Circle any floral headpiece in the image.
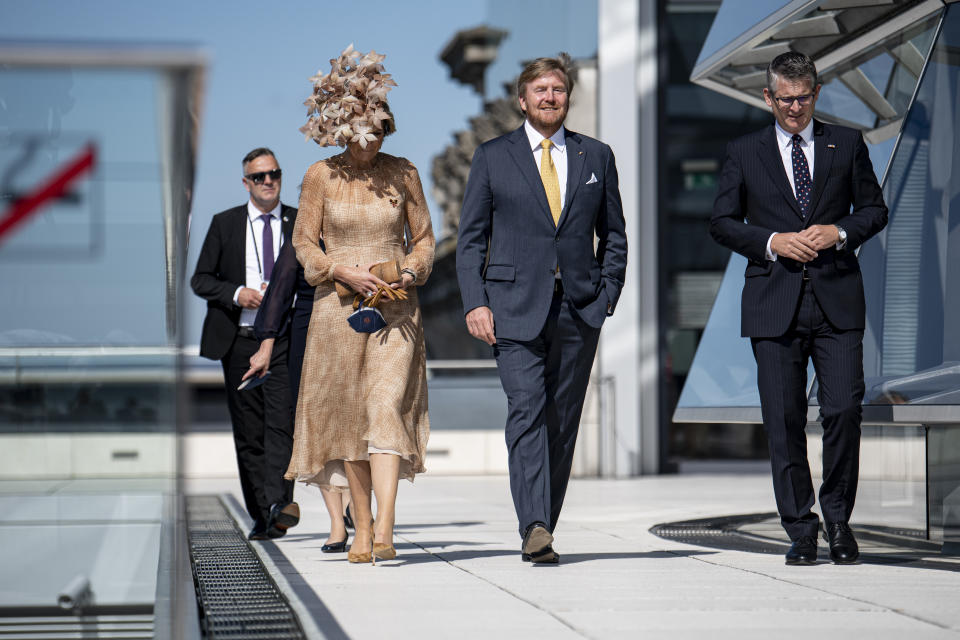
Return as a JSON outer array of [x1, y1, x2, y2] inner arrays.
[[300, 44, 397, 148]]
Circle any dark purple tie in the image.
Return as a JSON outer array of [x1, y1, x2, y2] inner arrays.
[[792, 133, 812, 216], [260, 214, 274, 281]]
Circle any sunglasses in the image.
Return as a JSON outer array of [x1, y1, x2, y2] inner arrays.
[[244, 168, 282, 184]]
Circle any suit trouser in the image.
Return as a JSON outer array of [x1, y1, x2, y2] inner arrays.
[[494, 288, 601, 537], [751, 280, 864, 541], [221, 333, 295, 524]]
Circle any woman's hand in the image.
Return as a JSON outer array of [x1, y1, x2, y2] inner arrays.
[[390, 272, 415, 291], [333, 263, 389, 297], [242, 338, 275, 381]]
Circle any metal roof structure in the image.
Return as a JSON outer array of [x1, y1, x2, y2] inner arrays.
[[690, 0, 956, 143]]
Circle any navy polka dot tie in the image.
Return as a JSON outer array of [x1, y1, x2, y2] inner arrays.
[[792, 133, 812, 217]]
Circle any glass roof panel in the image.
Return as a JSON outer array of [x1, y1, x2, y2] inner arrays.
[[695, 0, 798, 69]]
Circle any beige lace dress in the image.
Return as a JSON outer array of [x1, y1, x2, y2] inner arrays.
[[286, 152, 435, 489]]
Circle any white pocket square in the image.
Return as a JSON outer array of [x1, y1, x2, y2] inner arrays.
[[585, 173, 598, 185]]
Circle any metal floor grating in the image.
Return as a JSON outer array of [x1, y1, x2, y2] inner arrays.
[[650, 512, 960, 569], [650, 512, 789, 554], [186, 496, 305, 639]]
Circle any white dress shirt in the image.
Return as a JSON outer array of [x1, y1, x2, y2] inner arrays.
[[766, 120, 818, 261], [524, 119, 568, 209], [235, 200, 283, 327]]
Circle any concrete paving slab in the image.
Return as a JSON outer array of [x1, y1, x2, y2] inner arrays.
[[187, 469, 960, 639]]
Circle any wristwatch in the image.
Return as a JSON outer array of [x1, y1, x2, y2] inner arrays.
[[835, 225, 848, 249]]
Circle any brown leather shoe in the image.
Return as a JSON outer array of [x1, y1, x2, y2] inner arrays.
[[521, 523, 558, 564]]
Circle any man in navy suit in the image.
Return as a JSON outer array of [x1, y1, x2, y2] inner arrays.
[[711, 53, 888, 565], [457, 54, 628, 563], [191, 148, 300, 540]]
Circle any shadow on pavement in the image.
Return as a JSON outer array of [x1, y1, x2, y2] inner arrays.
[[257, 539, 352, 640], [383, 547, 718, 566]]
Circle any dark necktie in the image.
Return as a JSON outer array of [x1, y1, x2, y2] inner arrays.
[[791, 133, 812, 216], [259, 214, 274, 281]]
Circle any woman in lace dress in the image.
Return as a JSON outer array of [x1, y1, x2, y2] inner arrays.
[[286, 46, 434, 563]]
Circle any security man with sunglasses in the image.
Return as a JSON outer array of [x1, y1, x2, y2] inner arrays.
[[191, 147, 300, 540]]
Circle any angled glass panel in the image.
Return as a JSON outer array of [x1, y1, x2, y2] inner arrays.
[[815, 14, 941, 138], [695, 0, 797, 69], [676, 253, 763, 409], [856, 6, 960, 406]]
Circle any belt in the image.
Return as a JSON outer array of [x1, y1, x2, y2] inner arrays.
[[237, 326, 257, 339], [801, 265, 811, 281], [554, 279, 564, 294]]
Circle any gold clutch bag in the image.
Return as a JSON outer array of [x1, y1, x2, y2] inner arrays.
[[334, 260, 401, 298]]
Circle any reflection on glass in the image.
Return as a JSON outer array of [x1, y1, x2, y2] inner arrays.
[[679, 9, 942, 414], [0, 56, 196, 629], [815, 14, 941, 136], [0, 69, 166, 346], [860, 6, 960, 405], [817, 76, 876, 129], [677, 254, 763, 408], [928, 425, 960, 547]]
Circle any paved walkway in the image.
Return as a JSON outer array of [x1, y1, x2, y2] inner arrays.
[[186, 466, 960, 640]]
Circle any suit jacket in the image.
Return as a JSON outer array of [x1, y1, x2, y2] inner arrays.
[[191, 203, 298, 360], [457, 126, 628, 341], [710, 120, 887, 338]]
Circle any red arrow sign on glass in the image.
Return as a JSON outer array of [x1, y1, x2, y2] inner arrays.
[[0, 144, 97, 243]]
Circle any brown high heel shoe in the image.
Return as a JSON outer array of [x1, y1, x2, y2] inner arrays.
[[348, 537, 372, 563], [372, 542, 396, 565]]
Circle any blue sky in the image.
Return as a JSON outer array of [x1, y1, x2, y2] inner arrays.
[[0, 0, 597, 346]]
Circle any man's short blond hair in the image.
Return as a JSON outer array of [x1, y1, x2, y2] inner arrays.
[[516, 53, 575, 99]]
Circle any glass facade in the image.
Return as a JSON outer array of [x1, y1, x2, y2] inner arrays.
[[676, 3, 943, 421], [680, 0, 960, 546], [662, 2, 772, 453], [0, 49, 201, 632], [859, 6, 960, 406]]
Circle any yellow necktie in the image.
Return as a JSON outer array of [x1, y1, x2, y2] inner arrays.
[[540, 139, 562, 226]]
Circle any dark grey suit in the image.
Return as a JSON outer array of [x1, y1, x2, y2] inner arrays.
[[710, 120, 887, 539], [457, 126, 627, 535]]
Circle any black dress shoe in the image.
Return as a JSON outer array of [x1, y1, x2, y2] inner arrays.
[[785, 535, 818, 565], [343, 505, 355, 530], [248, 518, 269, 541], [321, 538, 348, 553], [267, 502, 300, 538], [521, 523, 558, 564], [825, 522, 859, 564]]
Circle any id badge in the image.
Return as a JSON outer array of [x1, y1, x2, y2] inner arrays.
[[260, 280, 269, 292]]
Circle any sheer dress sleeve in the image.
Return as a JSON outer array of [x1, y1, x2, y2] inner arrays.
[[400, 161, 435, 285], [293, 162, 337, 286]]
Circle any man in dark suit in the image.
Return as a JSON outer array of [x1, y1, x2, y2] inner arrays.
[[457, 54, 628, 564], [191, 147, 300, 540], [710, 52, 888, 565]]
